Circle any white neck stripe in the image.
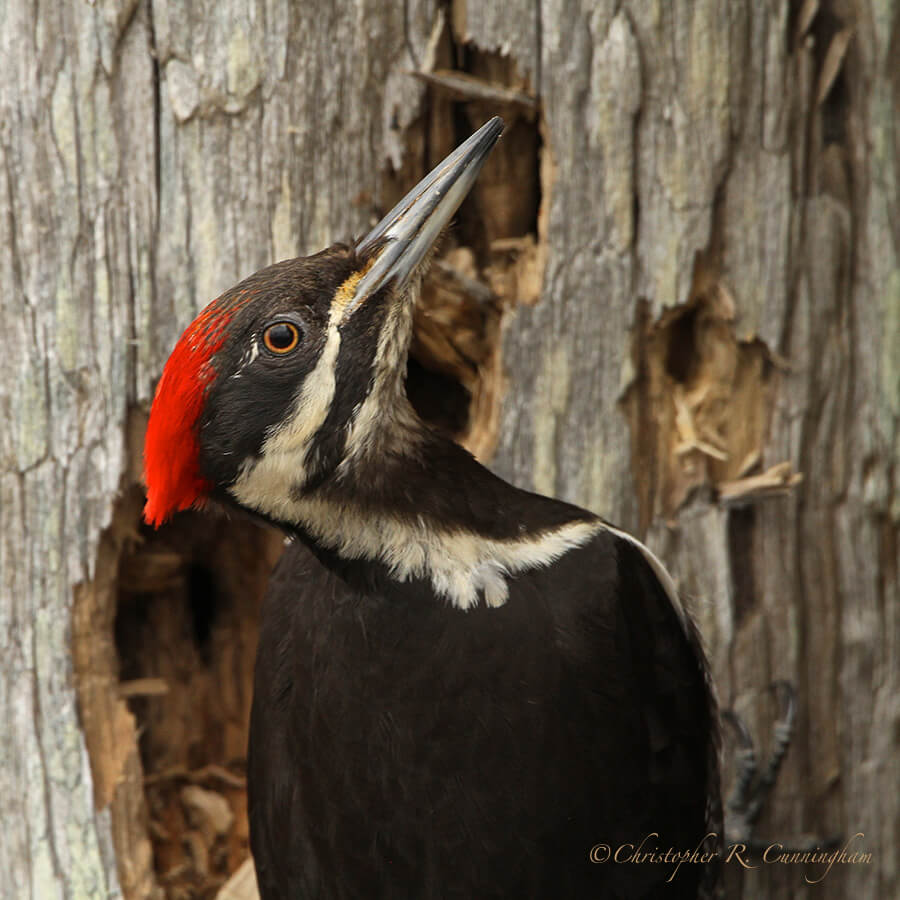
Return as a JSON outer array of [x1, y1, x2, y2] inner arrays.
[[231, 477, 686, 620], [280, 494, 602, 609]]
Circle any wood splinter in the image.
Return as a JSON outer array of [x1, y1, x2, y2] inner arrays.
[[117, 677, 170, 698], [717, 462, 804, 505], [143, 763, 247, 789], [408, 69, 537, 112]]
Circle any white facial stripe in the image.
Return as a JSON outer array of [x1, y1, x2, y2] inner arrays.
[[233, 269, 421, 509], [231, 324, 341, 506], [227, 288, 685, 622], [340, 297, 422, 467]]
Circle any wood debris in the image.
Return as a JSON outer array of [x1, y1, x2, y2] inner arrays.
[[816, 27, 854, 105], [147, 774, 247, 899], [409, 69, 537, 112], [117, 546, 185, 592], [485, 235, 544, 308], [144, 763, 247, 789], [621, 260, 787, 526], [673, 388, 729, 461], [410, 246, 508, 459], [181, 785, 235, 844], [119, 677, 170, 698], [216, 858, 260, 900], [796, 0, 819, 39], [717, 462, 804, 505], [113, 509, 280, 898]]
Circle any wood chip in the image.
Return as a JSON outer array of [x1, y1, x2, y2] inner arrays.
[[117, 547, 184, 591], [673, 390, 729, 461], [180, 785, 235, 842], [118, 677, 170, 698], [433, 259, 493, 305], [183, 828, 210, 878], [736, 449, 761, 479], [216, 858, 260, 900], [160, 862, 190, 884], [408, 69, 537, 110], [486, 235, 544, 307], [199, 763, 248, 789], [717, 462, 804, 505], [144, 763, 247, 788], [816, 28, 854, 105], [490, 236, 534, 254], [147, 818, 172, 842], [796, 0, 819, 39]]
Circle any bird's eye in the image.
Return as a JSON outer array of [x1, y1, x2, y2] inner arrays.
[[262, 322, 301, 355]]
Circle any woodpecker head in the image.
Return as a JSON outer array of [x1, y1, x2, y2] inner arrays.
[[144, 118, 504, 528]]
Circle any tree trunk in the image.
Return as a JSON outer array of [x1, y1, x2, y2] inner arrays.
[[1, 2, 896, 899]]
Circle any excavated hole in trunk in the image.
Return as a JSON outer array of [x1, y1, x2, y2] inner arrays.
[[113, 502, 282, 899], [386, 41, 545, 459], [75, 425, 284, 899], [620, 257, 783, 530], [77, 47, 545, 900]]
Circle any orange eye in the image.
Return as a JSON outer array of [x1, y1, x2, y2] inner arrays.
[[262, 322, 301, 355]]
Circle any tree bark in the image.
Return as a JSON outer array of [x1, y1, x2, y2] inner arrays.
[[1, 1, 896, 899]]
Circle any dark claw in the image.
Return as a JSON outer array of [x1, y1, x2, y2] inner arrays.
[[744, 681, 795, 825], [722, 710, 757, 823], [723, 682, 839, 859]]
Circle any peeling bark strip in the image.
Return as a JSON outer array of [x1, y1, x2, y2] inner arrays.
[[2, 3, 897, 900]]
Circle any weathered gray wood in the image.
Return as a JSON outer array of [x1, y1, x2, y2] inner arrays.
[[1, 1, 156, 895], [484, 2, 899, 898], [1, 1, 436, 897], [2, 0, 896, 898]]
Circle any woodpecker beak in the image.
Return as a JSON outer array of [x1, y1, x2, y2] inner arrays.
[[341, 116, 504, 322]]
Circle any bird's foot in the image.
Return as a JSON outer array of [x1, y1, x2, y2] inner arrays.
[[722, 681, 840, 855]]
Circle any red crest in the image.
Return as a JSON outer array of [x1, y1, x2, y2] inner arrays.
[[143, 301, 235, 526]]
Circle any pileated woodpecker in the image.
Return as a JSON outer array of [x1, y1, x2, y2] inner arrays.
[[144, 119, 720, 899]]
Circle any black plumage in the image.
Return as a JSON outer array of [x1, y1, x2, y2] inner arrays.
[[143, 118, 720, 899], [248, 457, 717, 899]]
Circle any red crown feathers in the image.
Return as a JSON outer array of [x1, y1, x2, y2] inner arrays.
[[143, 299, 239, 527]]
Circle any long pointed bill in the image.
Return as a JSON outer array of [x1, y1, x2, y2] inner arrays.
[[341, 117, 504, 323]]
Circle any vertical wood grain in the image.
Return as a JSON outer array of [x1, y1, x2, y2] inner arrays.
[[1, 1, 896, 898]]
